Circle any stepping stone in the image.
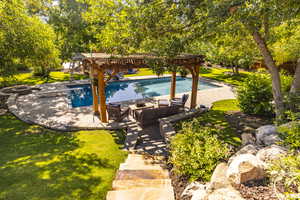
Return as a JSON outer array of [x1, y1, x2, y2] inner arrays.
[[112, 179, 172, 190], [115, 169, 170, 180], [106, 187, 175, 200], [119, 162, 164, 170]]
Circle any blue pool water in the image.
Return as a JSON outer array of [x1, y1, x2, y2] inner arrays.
[[68, 77, 220, 108]]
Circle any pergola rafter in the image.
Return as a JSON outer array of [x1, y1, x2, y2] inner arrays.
[[73, 53, 205, 123]]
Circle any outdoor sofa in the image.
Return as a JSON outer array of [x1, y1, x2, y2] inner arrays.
[[134, 105, 181, 127]]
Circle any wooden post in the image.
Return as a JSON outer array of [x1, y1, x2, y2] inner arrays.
[[97, 68, 108, 123], [170, 71, 176, 99], [91, 64, 99, 115], [190, 65, 200, 109]]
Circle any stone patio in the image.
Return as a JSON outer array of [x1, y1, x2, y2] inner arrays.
[[7, 76, 235, 131]]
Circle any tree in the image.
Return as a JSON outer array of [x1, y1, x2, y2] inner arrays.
[[47, 0, 94, 62], [0, 0, 60, 80], [188, 28, 259, 73]]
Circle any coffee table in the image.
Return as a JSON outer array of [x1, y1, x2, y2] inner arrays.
[[129, 102, 155, 118]]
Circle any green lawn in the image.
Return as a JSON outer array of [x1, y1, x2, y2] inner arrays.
[[211, 99, 240, 111], [0, 72, 87, 87], [0, 114, 127, 200], [125, 67, 250, 86], [199, 67, 250, 86]]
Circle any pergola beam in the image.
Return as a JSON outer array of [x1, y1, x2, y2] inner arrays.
[[97, 68, 108, 123], [170, 71, 176, 99], [91, 63, 99, 115], [190, 65, 200, 109]]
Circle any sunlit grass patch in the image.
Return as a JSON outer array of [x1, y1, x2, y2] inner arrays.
[[211, 99, 240, 112]]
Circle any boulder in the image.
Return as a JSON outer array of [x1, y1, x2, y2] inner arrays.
[[241, 133, 256, 145], [208, 163, 231, 192], [191, 187, 208, 200], [181, 182, 208, 200], [226, 154, 265, 186], [256, 125, 281, 146], [228, 144, 259, 164], [256, 145, 287, 164], [207, 187, 245, 200]]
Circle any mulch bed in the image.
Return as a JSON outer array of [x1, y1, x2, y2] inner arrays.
[[237, 179, 279, 200], [169, 111, 275, 200]]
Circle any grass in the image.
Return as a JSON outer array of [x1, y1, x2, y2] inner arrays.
[[211, 99, 240, 112], [0, 72, 87, 87], [175, 99, 242, 147], [0, 114, 127, 200], [199, 67, 250, 86], [125, 67, 250, 86]]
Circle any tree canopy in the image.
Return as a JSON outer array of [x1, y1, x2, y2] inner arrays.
[[0, 0, 60, 79]]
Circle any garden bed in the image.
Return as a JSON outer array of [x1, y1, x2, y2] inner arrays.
[[169, 99, 273, 200]]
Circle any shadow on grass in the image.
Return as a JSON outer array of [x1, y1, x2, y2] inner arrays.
[[0, 115, 125, 200], [112, 129, 127, 146]]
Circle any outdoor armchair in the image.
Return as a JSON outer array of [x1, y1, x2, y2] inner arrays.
[[170, 94, 189, 107], [107, 103, 129, 122]]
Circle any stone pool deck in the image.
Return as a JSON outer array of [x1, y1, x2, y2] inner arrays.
[[7, 76, 235, 131]]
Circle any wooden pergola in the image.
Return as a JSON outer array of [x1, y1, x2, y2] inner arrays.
[[73, 53, 205, 123]]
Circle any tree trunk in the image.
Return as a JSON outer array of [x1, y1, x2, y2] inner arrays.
[[290, 58, 300, 93], [252, 30, 285, 120]]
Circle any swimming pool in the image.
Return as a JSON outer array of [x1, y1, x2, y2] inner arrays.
[[67, 77, 220, 107]]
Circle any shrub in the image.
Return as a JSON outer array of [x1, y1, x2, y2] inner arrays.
[[169, 126, 229, 182], [267, 154, 300, 196], [237, 73, 274, 116], [281, 73, 293, 93], [278, 121, 300, 151]]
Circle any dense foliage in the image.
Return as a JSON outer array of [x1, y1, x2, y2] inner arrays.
[[237, 73, 274, 116], [278, 121, 300, 151], [0, 0, 60, 80], [169, 126, 229, 182], [237, 72, 293, 116], [47, 0, 95, 62]]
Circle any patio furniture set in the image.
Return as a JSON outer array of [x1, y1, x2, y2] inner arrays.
[[106, 94, 189, 127]]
